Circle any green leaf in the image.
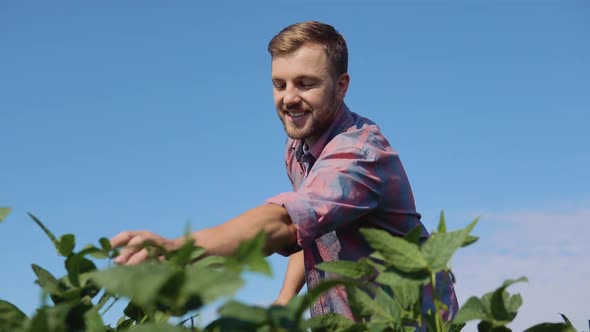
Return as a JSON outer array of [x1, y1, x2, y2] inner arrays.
[[374, 268, 426, 310], [403, 226, 424, 245], [167, 238, 199, 267], [462, 235, 479, 247], [83, 308, 104, 332], [316, 259, 375, 280], [57, 288, 82, 303], [560, 313, 573, 327], [155, 309, 171, 324], [75, 244, 111, 259], [369, 251, 385, 262], [65, 254, 98, 287], [421, 219, 478, 272], [206, 317, 260, 332], [266, 305, 299, 330], [504, 293, 523, 318], [87, 248, 109, 259], [28, 307, 50, 332], [218, 300, 266, 325], [498, 276, 528, 290], [181, 264, 244, 308], [373, 287, 402, 323], [28, 213, 60, 251], [157, 269, 189, 316], [523, 323, 576, 332], [0, 207, 11, 223], [31, 264, 65, 297], [226, 232, 272, 276], [346, 286, 397, 322], [76, 244, 111, 260], [128, 323, 188, 332], [123, 301, 145, 322], [191, 255, 225, 269], [99, 237, 111, 251], [393, 283, 421, 311], [375, 268, 430, 287], [360, 228, 428, 273], [0, 300, 28, 330], [58, 234, 76, 257], [438, 210, 447, 233], [116, 318, 134, 329], [490, 277, 527, 322], [477, 320, 511, 332], [29, 303, 73, 332], [90, 263, 180, 308], [453, 297, 490, 324], [342, 324, 370, 332], [367, 321, 394, 332], [305, 313, 357, 331], [449, 322, 466, 332]]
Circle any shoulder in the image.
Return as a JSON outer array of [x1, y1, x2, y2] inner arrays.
[[321, 112, 395, 161]]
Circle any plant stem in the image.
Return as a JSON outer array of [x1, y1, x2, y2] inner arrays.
[[95, 293, 112, 312], [99, 296, 119, 316], [430, 272, 443, 332]]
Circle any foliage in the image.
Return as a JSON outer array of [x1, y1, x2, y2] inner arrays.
[[0, 208, 578, 331]]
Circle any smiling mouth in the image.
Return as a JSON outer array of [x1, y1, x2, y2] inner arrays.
[[287, 111, 306, 117]]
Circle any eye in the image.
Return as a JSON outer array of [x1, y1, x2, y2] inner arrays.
[[297, 77, 318, 90], [272, 80, 285, 90], [299, 80, 315, 89]]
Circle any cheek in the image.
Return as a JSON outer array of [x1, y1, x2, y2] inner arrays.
[[306, 92, 328, 107], [273, 93, 282, 107]]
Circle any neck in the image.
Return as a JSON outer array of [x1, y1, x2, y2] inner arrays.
[[304, 101, 344, 147]]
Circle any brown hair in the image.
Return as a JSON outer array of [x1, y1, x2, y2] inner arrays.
[[268, 21, 348, 77]]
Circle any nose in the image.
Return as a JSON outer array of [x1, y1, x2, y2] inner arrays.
[[282, 84, 301, 106]]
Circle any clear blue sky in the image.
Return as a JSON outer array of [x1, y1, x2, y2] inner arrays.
[[1, 1, 588, 330]]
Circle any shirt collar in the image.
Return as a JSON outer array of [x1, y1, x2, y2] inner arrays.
[[293, 103, 354, 162]]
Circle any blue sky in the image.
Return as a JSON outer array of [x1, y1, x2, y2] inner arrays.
[[1, 1, 588, 330]]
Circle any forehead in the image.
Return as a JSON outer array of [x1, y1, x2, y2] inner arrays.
[[271, 44, 331, 79]]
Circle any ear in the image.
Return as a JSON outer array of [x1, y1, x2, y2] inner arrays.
[[335, 73, 350, 100]]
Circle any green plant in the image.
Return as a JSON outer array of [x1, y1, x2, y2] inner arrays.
[[0, 207, 578, 331]]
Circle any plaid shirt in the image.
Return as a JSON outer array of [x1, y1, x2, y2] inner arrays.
[[267, 104, 457, 320]]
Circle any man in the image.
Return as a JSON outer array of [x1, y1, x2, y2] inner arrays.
[[111, 21, 457, 321]]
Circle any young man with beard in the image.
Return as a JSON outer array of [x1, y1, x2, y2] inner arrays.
[[110, 21, 458, 322]]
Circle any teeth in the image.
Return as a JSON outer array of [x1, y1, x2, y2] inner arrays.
[[288, 112, 305, 117]]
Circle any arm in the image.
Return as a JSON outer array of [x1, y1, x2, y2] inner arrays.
[[111, 204, 297, 265], [274, 251, 305, 305]]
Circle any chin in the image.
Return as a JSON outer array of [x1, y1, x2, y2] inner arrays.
[[285, 129, 312, 140], [283, 123, 311, 140], [286, 132, 308, 140]]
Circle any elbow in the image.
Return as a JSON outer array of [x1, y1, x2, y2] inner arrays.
[[261, 205, 298, 254]]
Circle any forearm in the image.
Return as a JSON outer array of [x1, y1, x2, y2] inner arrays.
[[182, 204, 297, 257], [276, 250, 306, 304]]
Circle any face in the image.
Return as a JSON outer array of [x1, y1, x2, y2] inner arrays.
[[271, 43, 349, 145]]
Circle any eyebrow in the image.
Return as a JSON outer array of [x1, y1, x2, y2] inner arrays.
[[272, 74, 322, 81]]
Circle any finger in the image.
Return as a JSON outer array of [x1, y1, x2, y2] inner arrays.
[[126, 248, 150, 265], [114, 234, 146, 264], [110, 231, 136, 249]]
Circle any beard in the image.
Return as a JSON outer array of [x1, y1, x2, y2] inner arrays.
[[278, 93, 341, 143]]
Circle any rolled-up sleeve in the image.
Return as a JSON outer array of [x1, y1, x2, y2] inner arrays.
[[266, 145, 385, 256]]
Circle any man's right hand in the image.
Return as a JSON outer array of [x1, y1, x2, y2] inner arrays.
[[110, 230, 183, 265]]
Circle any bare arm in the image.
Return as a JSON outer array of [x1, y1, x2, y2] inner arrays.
[[274, 250, 306, 305], [111, 204, 297, 265]]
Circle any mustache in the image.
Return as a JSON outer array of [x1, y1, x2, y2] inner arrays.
[[281, 101, 313, 112]]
